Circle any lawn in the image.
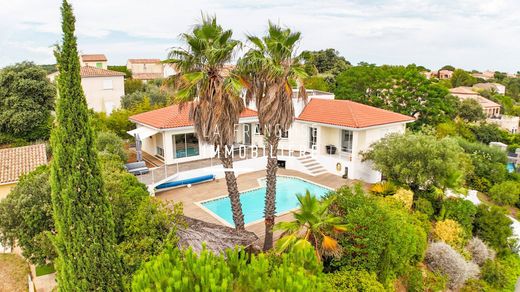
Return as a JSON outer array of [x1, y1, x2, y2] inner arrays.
[[35, 263, 55, 277], [0, 253, 30, 292]]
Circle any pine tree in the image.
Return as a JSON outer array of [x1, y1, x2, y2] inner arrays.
[[50, 1, 123, 290]]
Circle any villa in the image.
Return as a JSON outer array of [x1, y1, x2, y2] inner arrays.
[[128, 90, 414, 184]]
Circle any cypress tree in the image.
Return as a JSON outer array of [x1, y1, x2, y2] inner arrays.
[[50, 1, 123, 290]]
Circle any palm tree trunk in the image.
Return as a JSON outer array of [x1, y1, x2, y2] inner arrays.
[[220, 152, 245, 230], [263, 135, 280, 250]]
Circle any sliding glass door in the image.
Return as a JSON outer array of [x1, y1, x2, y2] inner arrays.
[[173, 133, 199, 158]]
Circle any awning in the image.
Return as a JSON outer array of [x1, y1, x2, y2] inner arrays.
[[127, 127, 159, 140]]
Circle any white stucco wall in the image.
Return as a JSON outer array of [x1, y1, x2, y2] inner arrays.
[[127, 62, 164, 74], [81, 75, 124, 114]]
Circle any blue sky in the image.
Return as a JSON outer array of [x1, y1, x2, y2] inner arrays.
[[1, 0, 519, 72]]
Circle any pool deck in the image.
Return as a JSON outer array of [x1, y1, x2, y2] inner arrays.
[[155, 169, 355, 245]]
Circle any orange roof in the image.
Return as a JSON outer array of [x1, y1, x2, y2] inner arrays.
[[0, 144, 47, 184], [81, 54, 107, 62], [80, 66, 125, 77], [297, 98, 414, 128], [128, 59, 161, 64], [130, 103, 258, 129], [133, 73, 164, 80]]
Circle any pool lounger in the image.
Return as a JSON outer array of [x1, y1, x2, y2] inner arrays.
[[155, 174, 215, 191]]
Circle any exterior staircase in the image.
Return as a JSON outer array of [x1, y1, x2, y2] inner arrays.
[[297, 155, 328, 176]]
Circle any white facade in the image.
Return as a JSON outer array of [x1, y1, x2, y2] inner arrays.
[[81, 75, 124, 114], [488, 115, 520, 134]]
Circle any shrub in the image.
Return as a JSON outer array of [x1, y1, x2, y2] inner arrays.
[[124, 78, 144, 94], [369, 181, 396, 196], [414, 197, 435, 218], [391, 188, 413, 210], [460, 279, 493, 292], [439, 197, 477, 234], [330, 187, 427, 282], [402, 265, 447, 292], [121, 84, 168, 109], [488, 181, 520, 206], [0, 166, 55, 265], [466, 237, 495, 266], [325, 269, 386, 292], [96, 130, 128, 161], [433, 219, 465, 248], [481, 254, 520, 291], [473, 205, 513, 251], [425, 242, 480, 289], [132, 246, 326, 291]]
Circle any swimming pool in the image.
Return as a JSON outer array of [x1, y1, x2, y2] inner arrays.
[[200, 176, 331, 226]]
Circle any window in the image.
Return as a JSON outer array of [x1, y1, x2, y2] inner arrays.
[[156, 147, 164, 157], [103, 79, 113, 90], [254, 124, 260, 135], [280, 129, 289, 139], [309, 127, 317, 149], [341, 130, 353, 153], [96, 62, 103, 68], [173, 133, 199, 158]]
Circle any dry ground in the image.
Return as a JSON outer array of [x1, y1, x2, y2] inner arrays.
[[0, 253, 29, 292]]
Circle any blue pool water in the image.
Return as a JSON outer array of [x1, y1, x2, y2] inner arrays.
[[201, 176, 331, 226], [507, 162, 516, 173]]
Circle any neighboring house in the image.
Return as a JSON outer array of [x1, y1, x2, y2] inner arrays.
[[488, 115, 519, 134], [0, 144, 47, 200], [449, 86, 501, 117], [473, 83, 506, 95], [128, 91, 414, 183], [80, 67, 125, 114], [47, 54, 126, 114], [127, 59, 164, 81], [438, 69, 453, 79], [80, 54, 108, 69], [472, 70, 496, 80]]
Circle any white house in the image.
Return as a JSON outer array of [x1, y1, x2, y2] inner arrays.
[[473, 83, 506, 95], [128, 91, 414, 183], [79, 67, 125, 114], [47, 54, 125, 114]]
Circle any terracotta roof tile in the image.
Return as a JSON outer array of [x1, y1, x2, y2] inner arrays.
[[0, 144, 47, 184], [80, 66, 125, 77], [128, 59, 161, 64], [129, 103, 258, 129], [81, 54, 107, 62], [297, 98, 414, 128]]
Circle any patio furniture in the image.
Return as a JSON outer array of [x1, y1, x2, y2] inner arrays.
[[326, 144, 337, 154], [124, 161, 149, 175]]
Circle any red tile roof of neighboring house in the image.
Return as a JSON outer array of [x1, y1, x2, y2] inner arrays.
[[128, 59, 161, 64], [129, 103, 258, 129], [0, 144, 47, 184], [297, 98, 414, 128], [132, 73, 164, 80], [81, 54, 107, 62], [80, 66, 125, 78]]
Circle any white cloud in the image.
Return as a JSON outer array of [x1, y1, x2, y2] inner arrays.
[[0, 0, 519, 72]]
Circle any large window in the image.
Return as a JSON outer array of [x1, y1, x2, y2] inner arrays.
[[341, 130, 353, 153], [173, 133, 199, 158]]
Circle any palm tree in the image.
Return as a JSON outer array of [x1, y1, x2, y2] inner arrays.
[[238, 22, 308, 249], [168, 16, 246, 230], [275, 191, 346, 260]]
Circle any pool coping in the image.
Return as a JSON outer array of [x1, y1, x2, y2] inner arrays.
[[194, 175, 334, 228]]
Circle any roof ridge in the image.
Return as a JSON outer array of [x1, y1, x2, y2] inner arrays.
[[343, 100, 360, 128]]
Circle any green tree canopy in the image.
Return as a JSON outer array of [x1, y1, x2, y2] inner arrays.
[[301, 48, 350, 76], [450, 69, 477, 87], [0, 62, 55, 141], [457, 98, 486, 122], [0, 166, 55, 265], [334, 64, 458, 128], [363, 132, 469, 192]]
